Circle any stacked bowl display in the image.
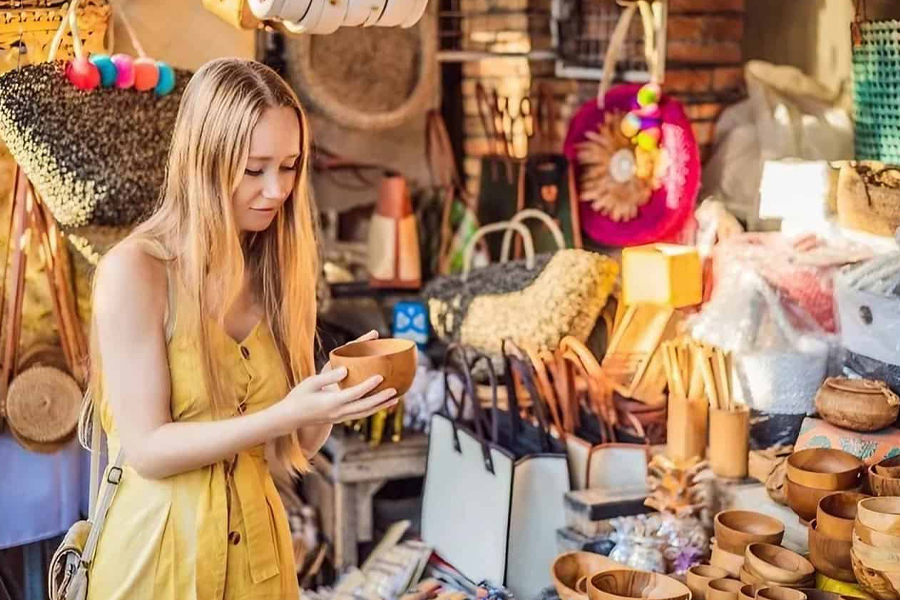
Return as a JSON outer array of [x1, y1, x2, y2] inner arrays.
[[809, 491, 869, 583], [712, 511, 785, 578], [852, 497, 900, 600], [786, 449, 865, 523], [868, 457, 900, 497]]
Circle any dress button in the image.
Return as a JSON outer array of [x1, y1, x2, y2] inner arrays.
[[240, 346, 250, 359], [228, 531, 241, 545]]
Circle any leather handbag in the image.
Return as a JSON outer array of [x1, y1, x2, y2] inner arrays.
[[420, 344, 569, 600]]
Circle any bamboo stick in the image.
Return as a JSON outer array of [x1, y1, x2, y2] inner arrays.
[[699, 347, 719, 410]]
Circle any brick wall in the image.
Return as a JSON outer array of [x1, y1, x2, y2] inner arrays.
[[456, 0, 747, 195]]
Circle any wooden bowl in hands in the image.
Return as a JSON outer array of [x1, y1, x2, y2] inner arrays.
[[868, 465, 900, 497], [589, 569, 691, 600], [857, 497, 900, 535], [817, 492, 870, 541], [708, 578, 746, 600], [714, 510, 786, 555], [329, 338, 417, 396], [553, 552, 623, 600], [808, 519, 855, 583], [687, 565, 730, 600], [787, 449, 864, 491], [744, 543, 815, 586]]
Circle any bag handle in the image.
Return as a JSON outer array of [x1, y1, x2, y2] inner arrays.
[[525, 345, 565, 439], [461, 220, 534, 279], [442, 344, 499, 473], [559, 336, 618, 429], [499, 208, 566, 261], [502, 339, 554, 453], [597, 0, 661, 108], [48, 0, 82, 62]]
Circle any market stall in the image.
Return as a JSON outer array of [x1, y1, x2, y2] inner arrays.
[[0, 1, 899, 600]]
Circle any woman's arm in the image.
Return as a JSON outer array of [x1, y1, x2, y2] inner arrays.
[[94, 243, 397, 480]]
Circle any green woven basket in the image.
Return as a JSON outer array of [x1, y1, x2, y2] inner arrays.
[[853, 19, 900, 163]]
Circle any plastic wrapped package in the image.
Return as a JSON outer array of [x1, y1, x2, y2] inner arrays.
[[834, 252, 900, 395], [688, 234, 861, 446], [606, 513, 707, 575]]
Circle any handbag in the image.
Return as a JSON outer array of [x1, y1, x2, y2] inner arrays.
[[422, 209, 618, 371], [420, 344, 569, 600], [0, 0, 190, 229]]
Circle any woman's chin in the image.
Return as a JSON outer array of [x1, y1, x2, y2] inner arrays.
[[238, 211, 278, 232]]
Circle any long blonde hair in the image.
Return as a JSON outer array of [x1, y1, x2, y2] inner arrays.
[[93, 58, 318, 474]]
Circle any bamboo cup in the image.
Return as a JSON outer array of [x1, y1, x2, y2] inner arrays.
[[667, 393, 709, 461], [710, 405, 750, 478]]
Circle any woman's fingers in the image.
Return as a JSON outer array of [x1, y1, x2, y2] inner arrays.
[[306, 366, 350, 390], [352, 329, 379, 343], [338, 394, 399, 422], [333, 374, 385, 402]]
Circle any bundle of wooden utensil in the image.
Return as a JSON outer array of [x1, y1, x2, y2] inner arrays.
[[661, 337, 735, 410]]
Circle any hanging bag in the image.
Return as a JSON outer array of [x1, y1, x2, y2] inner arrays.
[[0, 0, 190, 229], [563, 0, 699, 247], [420, 344, 569, 600]]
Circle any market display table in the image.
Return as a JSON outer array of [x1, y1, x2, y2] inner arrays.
[[307, 428, 429, 569]]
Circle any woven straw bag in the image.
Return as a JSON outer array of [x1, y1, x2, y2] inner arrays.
[[423, 209, 618, 371], [0, 0, 189, 229]]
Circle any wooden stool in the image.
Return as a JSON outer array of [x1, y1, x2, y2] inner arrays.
[[306, 427, 428, 570]]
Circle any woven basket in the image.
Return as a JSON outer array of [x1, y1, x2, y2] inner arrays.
[[5, 365, 82, 445], [852, 19, 900, 163], [0, 60, 190, 227], [0, 0, 110, 67], [837, 161, 900, 237]]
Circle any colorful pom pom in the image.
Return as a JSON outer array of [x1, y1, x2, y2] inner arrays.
[[89, 54, 117, 88], [620, 113, 642, 138], [636, 127, 661, 151], [635, 103, 661, 120], [155, 61, 176, 96], [111, 54, 135, 89], [133, 58, 159, 92], [66, 57, 100, 91], [637, 83, 661, 107]]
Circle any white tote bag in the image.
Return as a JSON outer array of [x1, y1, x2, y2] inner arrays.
[[421, 344, 570, 600]]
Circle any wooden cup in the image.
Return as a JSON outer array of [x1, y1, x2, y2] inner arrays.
[[687, 565, 730, 600], [708, 578, 746, 600], [710, 406, 750, 479], [667, 394, 709, 462]]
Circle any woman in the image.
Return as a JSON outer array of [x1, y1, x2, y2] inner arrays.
[[85, 58, 398, 599]]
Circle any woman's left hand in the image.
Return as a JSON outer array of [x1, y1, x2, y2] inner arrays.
[[320, 329, 380, 392]]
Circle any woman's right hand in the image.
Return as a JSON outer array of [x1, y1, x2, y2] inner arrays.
[[278, 367, 398, 432]]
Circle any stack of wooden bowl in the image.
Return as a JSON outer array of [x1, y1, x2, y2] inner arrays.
[[785, 449, 865, 523], [868, 457, 900, 497], [808, 491, 868, 583], [852, 497, 900, 600], [551, 553, 694, 600], [741, 543, 815, 589], [712, 511, 785, 578]]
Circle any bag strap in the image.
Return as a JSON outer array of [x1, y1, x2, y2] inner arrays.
[[499, 208, 566, 261], [461, 220, 535, 279], [597, 0, 661, 108], [502, 339, 554, 452]]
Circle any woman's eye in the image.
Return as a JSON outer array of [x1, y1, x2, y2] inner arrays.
[[280, 165, 297, 172], [244, 168, 263, 177]]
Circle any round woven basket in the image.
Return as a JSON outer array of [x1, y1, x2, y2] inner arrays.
[[6, 365, 82, 445], [285, 10, 437, 131]]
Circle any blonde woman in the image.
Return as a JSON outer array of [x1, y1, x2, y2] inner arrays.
[[85, 58, 398, 599]]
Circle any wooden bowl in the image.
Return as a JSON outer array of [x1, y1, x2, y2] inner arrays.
[[715, 510, 786, 555], [850, 549, 900, 600], [740, 585, 759, 600], [852, 531, 900, 570], [744, 543, 816, 585], [814, 377, 900, 433], [818, 492, 870, 542], [868, 466, 900, 497], [708, 578, 746, 600], [875, 457, 900, 479], [588, 569, 692, 600], [787, 449, 865, 491], [787, 478, 862, 524], [808, 519, 855, 583], [740, 567, 765, 587], [329, 338, 417, 396], [553, 552, 623, 600], [796, 590, 840, 600], [756, 587, 808, 600], [688, 565, 730, 600], [712, 540, 747, 578], [857, 497, 900, 535], [854, 518, 900, 551]]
